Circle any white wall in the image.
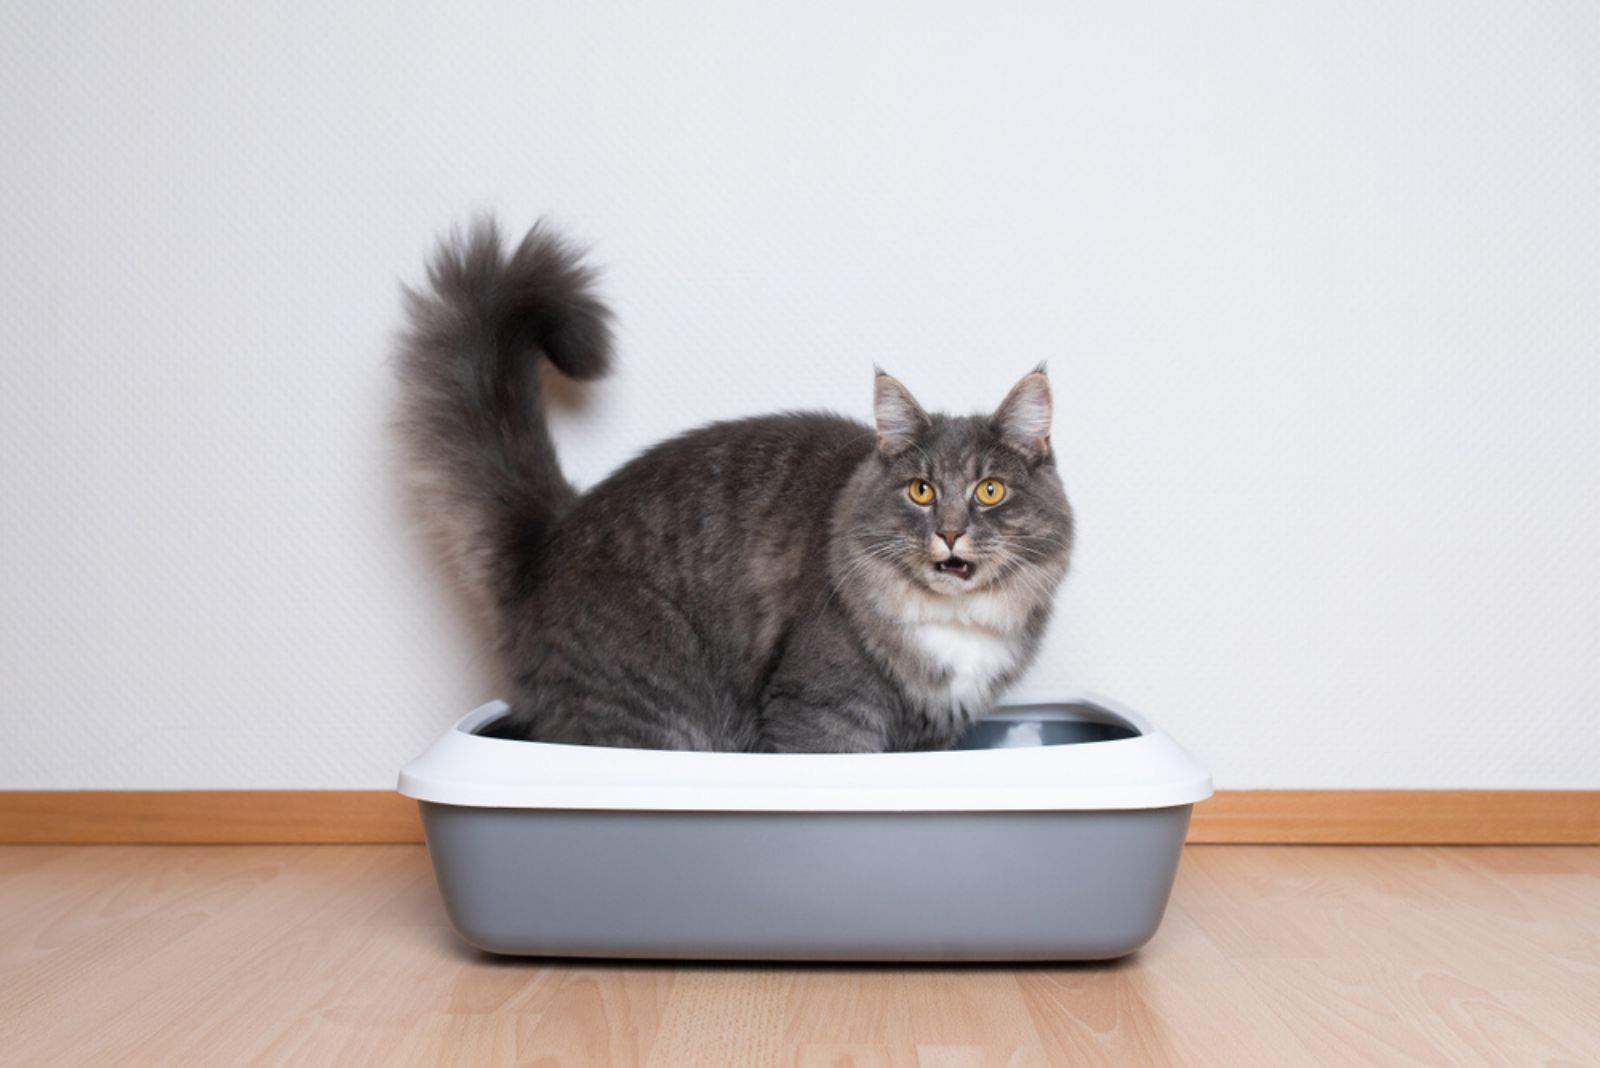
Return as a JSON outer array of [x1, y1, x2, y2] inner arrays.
[[2, 1, 1597, 789]]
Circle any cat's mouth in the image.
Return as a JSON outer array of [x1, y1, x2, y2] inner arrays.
[[934, 556, 975, 581]]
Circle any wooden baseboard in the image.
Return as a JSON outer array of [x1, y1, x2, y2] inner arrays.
[[1189, 790, 1600, 845], [0, 790, 1595, 845], [0, 791, 422, 845]]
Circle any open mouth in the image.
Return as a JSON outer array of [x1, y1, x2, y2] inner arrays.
[[934, 556, 975, 581]]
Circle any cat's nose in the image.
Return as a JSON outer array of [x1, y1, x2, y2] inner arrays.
[[937, 530, 962, 550]]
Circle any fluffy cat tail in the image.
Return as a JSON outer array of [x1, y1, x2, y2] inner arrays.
[[397, 218, 613, 620]]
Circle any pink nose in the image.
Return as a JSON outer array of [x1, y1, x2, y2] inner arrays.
[[937, 530, 961, 549]]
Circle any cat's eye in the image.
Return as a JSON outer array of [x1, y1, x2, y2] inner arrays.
[[975, 479, 1006, 506], [907, 479, 936, 505]]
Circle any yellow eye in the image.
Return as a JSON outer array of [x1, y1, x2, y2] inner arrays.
[[907, 479, 936, 505], [975, 478, 1006, 505]]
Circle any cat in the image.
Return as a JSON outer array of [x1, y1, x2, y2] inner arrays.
[[397, 219, 1074, 751]]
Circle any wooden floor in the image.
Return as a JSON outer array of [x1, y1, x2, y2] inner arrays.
[[1, 846, 1596, 1065]]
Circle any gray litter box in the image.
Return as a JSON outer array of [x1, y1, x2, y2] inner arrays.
[[399, 694, 1211, 961]]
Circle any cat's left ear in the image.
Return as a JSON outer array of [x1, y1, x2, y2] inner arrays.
[[993, 366, 1052, 461]]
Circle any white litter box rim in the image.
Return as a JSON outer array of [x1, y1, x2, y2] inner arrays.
[[397, 693, 1212, 813]]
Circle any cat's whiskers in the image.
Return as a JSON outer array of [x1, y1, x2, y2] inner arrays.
[[1003, 532, 1073, 554], [987, 544, 1058, 609], [815, 538, 915, 619]]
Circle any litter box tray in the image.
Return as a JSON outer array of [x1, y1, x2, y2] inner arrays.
[[398, 695, 1211, 961]]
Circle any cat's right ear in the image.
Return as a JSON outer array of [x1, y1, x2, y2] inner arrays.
[[874, 369, 930, 457]]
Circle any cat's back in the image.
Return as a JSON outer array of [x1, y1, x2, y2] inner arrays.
[[550, 412, 876, 572]]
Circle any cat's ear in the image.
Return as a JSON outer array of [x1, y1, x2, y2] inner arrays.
[[993, 366, 1052, 461], [873, 369, 930, 457]]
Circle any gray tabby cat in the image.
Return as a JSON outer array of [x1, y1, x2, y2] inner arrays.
[[398, 220, 1073, 752]]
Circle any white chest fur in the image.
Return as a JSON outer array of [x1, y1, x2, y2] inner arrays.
[[907, 621, 1021, 708], [884, 586, 1031, 722]]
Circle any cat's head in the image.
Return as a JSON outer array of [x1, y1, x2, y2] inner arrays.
[[833, 368, 1074, 612]]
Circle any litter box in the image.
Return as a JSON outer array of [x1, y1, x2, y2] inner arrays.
[[398, 694, 1211, 961]]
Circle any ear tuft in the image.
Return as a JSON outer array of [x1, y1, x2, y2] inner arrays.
[[873, 371, 929, 457], [993, 370, 1052, 460]]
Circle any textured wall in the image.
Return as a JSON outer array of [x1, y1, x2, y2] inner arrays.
[[2, 1, 1597, 788]]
